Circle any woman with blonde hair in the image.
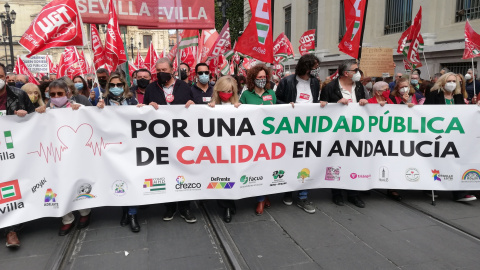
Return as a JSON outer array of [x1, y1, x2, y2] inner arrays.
[[98, 74, 138, 106], [425, 72, 476, 202], [389, 77, 418, 107], [455, 73, 469, 103], [209, 75, 240, 105], [208, 75, 239, 223], [21, 83, 45, 108]]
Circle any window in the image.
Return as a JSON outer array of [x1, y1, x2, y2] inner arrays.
[[143, 35, 152, 49], [441, 62, 477, 75], [384, 0, 413, 35], [308, 0, 318, 46], [284, 6, 291, 41], [339, 0, 346, 42], [456, 0, 480, 22]]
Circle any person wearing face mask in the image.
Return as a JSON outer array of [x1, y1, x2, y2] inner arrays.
[[425, 72, 477, 202], [139, 58, 196, 223], [96, 75, 140, 232], [191, 63, 214, 104], [236, 64, 276, 215], [271, 75, 280, 91], [6, 73, 16, 87], [15, 74, 28, 89], [73, 75, 90, 98], [0, 63, 35, 248], [320, 59, 368, 209], [179, 62, 192, 85], [360, 71, 373, 99], [207, 76, 240, 223], [275, 54, 321, 214], [389, 77, 418, 106], [367, 81, 394, 105], [210, 74, 217, 86], [21, 83, 45, 109], [464, 68, 480, 102], [130, 69, 152, 104], [410, 72, 424, 101], [89, 68, 110, 106]]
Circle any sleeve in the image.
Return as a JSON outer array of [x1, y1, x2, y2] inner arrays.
[[239, 92, 247, 104], [270, 90, 277, 104], [23, 92, 35, 114], [143, 87, 151, 105], [320, 84, 330, 102], [275, 78, 287, 104]]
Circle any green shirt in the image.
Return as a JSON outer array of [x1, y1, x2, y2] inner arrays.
[[445, 98, 454, 105], [239, 89, 276, 105]]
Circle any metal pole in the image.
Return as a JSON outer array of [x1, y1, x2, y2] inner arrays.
[[176, 29, 180, 73], [222, 0, 227, 25], [3, 38, 8, 66], [422, 51, 431, 80], [6, 18, 14, 69], [130, 38, 134, 62], [472, 57, 476, 97]]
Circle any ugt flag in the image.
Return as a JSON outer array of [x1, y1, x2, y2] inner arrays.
[[405, 7, 422, 66], [19, 0, 84, 57], [463, 19, 480, 59], [104, 0, 127, 71], [235, 0, 274, 63], [338, 0, 367, 59]]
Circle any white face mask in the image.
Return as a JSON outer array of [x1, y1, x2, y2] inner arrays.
[[399, 86, 409, 94], [465, 74, 472, 80], [0, 79, 5, 90], [352, 72, 361, 82], [444, 82, 456, 92]]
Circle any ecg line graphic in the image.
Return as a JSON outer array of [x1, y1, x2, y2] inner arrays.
[[28, 123, 122, 163]]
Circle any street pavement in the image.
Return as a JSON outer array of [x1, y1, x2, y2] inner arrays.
[[1, 189, 480, 269]]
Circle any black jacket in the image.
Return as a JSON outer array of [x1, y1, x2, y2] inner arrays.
[[4, 86, 35, 115], [424, 90, 465, 105], [320, 78, 365, 103], [143, 79, 193, 105], [275, 74, 320, 103]]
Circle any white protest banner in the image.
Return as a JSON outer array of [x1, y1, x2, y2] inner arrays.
[[0, 104, 479, 228], [20, 55, 50, 73]]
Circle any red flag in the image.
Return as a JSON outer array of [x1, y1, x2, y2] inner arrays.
[[273, 63, 283, 77], [159, 49, 165, 59], [463, 20, 480, 59], [57, 46, 79, 78], [403, 59, 412, 70], [242, 58, 253, 70], [235, 0, 274, 63], [90, 24, 106, 71], [134, 49, 146, 69], [104, 0, 127, 72], [207, 22, 231, 61], [181, 47, 196, 70], [329, 70, 339, 80], [397, 25, 412, 54], [338, 0, 368, 59], [167, 44, 178, 62], [128, 61, 137, 78], [273, 32, 294, 64], [46, 55, 55, 74], [405, 7, 422, 66], [14, 58, 40, 85], [198, 29, 219, 63], [78, 50, 89, 75], [299, 30, 316, 56], [145, 42, 160, 70], [19, 0, 84, 57]]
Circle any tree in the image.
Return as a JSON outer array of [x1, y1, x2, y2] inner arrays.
[[215, 0, 244, 43]]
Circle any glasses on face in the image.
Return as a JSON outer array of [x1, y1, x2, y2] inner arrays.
[[49, 91, 65, 97], [109, 83, 125, 88], [197, 71, 210, 76], [348, 68, 359, 73]]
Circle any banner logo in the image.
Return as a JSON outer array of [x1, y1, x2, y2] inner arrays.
[[239, 175, 263, 188], [462, 169, 480, 183], [207, 177, 234, 189], [379, 166, 389, 182], [0, 180, 22, 204], [325, 167, 340, 181], [1, 130, 15, 162], [405, 168, 420, 182], [44, 188, 59, 208], [350, 173, 371, 180], [271, 170, 287, 186], [112, 180, 127, 196], [296, 168, 311, 183], [256, 22, 269, 45], [74, 184, 96, 201], [34, 4, 79, 43], [175, 176, 201, 191], [143, 178, 166, 194], [31, 178, 47, 193]]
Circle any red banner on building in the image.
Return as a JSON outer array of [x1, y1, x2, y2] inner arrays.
[[77, 0, 215, 29]]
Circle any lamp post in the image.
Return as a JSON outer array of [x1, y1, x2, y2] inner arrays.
[[130, 37, 134, 60], [1, 3, 16, 69], [217, 0, 227, 26]]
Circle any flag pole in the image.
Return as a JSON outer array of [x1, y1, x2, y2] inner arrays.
[[422, 51, 431, 80], [86, 24, 101, 100], [357, 0, 369, 62], [176, 29, 181, 74], [472, 57, 476, 97]]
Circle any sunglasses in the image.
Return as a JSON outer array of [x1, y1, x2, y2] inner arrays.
[[348, 68, 360, 73], [49, 92, 65, 97], [109, 83, 125, 88], [197, 71, 210, 76]]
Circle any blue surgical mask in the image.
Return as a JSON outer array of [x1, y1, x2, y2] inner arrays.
[[133, 79, 137, 86], [198, 74, 209, 85], [45, 92, 50, 98], [110, 87, 124, 96], [15, 82, 24, 89], [411, 79, 418, 85], [74, 83, 84, 90]]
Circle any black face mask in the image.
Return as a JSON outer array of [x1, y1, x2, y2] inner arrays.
[[180, 70, 188, 80], [157, 72, 172, 85], [137, 78, 150, 89], [98, 79, 107, 88], [7, 82, 15, 87], [87, 80, 93, 89]]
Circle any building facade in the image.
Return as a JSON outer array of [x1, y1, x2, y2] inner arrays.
[[245, 0, 480, 79], [0, 0, 169, 73]]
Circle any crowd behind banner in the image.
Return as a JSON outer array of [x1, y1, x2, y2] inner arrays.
[[1, 52, 480, 249]]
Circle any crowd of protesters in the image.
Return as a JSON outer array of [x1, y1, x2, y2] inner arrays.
[[2, 54, 480, 248]]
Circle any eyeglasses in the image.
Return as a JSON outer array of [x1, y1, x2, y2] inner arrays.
[[197, 71, 210, 76], [348, 68, 359, 73], [109, 83, 125, 88], [49, 92, 65, 97]]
